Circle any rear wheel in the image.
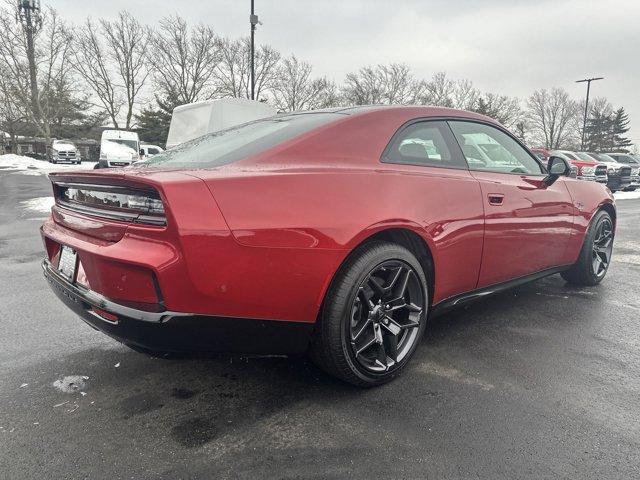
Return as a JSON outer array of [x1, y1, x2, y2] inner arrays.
[[561, 210, 614, 286], [310, 241, 428, 387]]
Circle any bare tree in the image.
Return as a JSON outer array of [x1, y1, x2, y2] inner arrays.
[[72, 12, 150, 129], [342, 63, 421, 105], [0, 63, 24, 151], [101, 12, 151, 129], [418, 72, 455, 107], [214, 37, 280, 100], [450, 78, 481, 110], [151, 15, 219, 105], [0, 3, 75, 143], [417, 72, 481, 110], [272, 55, 338, 111], [474, 93, 522, 128], [72, 18, 122, 128], [527, 88, 579, 149]]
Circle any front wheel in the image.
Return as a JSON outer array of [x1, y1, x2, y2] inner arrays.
[[561, 210, 614, 286], [310, 241, 428, 387]]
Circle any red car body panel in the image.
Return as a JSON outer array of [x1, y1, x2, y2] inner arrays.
[[41, 106, 615, 354]]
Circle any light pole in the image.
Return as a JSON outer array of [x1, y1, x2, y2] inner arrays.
[[576, 77, 604, 150], [249, 0, 259, 101]]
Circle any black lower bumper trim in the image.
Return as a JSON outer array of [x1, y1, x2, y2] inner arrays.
[[43, 260, 313, 355]]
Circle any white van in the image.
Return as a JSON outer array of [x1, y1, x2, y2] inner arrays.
[[166, 98, 277, 149], [98, 130, 140, 168], [140, 144, 164, 159]]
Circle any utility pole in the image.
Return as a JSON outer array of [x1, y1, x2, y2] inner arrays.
[[576, 76, 604, 150], [249, 0, 259, 100], [17, 0, 42, 122]]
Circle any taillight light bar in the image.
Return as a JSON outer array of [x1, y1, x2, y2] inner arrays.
[[52, 182, 167, 226]]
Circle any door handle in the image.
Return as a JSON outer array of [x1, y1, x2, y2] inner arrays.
[[488, 194, 504, 206]]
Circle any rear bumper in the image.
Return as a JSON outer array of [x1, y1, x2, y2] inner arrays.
[[625, 175, 640, 190], [607, 175, 631, 190], [576, 174, 597, 182], [42, 259, 313, 355], [52, 157, 80, 163]]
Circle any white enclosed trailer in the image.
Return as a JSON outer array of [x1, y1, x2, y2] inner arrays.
[[165, 98, 277, 149]]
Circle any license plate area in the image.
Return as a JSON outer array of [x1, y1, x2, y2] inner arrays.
[[58, 245, 78, 281]]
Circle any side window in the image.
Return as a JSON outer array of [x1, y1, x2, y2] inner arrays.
[[449, 121, 543, 175], [383, 121, 467, 169], [148, 148, 160, 155]]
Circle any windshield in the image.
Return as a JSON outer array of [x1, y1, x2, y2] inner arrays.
[[575, 152, 596, 161], [106, 139, 138, 150], [140, 113, 343, 169], [614, 155, 638, 164]]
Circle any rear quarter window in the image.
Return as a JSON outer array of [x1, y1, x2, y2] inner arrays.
[[139, 113, 343, 169]]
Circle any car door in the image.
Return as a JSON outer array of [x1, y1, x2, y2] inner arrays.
[[448, 120, 575, 288], [381, 120, 485, 302]]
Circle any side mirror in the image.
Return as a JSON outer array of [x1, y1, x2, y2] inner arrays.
[[139, 149, 145, 156], [544, 156, 571, 186]]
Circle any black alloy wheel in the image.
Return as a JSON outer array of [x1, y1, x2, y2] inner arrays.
[[561, 210, 614, 286], [592, 216, 613, 278], [349, 260, 424, 373]]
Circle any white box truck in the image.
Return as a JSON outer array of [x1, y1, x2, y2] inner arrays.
[[165, 98, 277, 150]]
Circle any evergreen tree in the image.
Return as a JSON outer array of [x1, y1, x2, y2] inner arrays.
[[611, 107, 632, 151], [584, 110, 613, 151], [135, 95, 180, 147]]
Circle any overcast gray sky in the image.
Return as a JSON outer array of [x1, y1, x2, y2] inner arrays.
[[56, 0, 640, 147]]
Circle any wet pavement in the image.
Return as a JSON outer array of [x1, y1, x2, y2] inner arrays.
[[1, 168, 639, 479]]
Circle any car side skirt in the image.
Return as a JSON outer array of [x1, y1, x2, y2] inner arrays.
[[430, 265, 571, 318]]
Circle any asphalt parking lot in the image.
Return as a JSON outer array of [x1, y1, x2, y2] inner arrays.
[[1, 168, 639, 480]]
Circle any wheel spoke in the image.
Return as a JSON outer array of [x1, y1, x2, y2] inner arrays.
[[381, 316, 402, 336], [352, 318, 372, 341], [592, 254, 603, 274], [383, 332, 398, 363], [597, 251, 609, 267], [354, 336, 377, 357], [384, 266, 404, 294], [375, 342, 387, 369], [397, 269, 412, 298], [368, 276, 385, 298]]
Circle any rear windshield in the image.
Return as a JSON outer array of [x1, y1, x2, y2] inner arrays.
[[139, 113, 343, 169]]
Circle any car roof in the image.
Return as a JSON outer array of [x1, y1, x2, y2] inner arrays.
[[285, 105, 500, 125]]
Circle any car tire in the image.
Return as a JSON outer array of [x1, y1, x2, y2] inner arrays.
[[561, 210, 614, 286], [309, 241, 428, 387]]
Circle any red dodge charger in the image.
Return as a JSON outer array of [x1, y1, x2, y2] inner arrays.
[[41, 106, 615, 386]]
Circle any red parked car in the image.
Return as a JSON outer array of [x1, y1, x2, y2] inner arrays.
[[41, 106, 616, 386]]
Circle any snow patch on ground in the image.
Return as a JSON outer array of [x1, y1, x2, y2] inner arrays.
[[0, 154, 96, 175], [613, 191, 640, 201], [20, 196, 55, 213]]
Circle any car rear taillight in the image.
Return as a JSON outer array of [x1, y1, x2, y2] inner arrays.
[[52, 182, 166, 226]]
